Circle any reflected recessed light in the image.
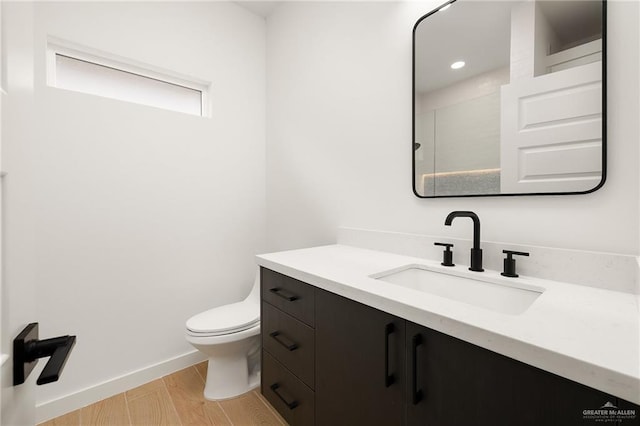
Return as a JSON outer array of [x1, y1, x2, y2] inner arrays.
[[439, 4, 451, 11], [450, 61, 465, 69]]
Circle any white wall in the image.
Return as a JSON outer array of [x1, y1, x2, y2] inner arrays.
[[3, 1, 266, 413], [266, 0, 639, 255]]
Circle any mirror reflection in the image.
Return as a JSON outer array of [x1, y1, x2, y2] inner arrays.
[[413, 0, 604, 197]]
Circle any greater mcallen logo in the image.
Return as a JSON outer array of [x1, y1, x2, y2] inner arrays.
[[582, 401, 637, 423]]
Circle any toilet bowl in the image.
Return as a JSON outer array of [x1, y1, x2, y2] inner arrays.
[[185, 273, 260, 400]]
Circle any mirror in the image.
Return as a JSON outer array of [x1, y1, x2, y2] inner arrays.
[[413, 0, 605, 197]]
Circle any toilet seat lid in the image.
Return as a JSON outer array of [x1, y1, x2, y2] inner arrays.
[[186, 301, 259, 334]]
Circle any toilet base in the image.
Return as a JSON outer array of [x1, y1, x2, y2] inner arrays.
[[203, 353, 261, 401], [204, 358, 260, 401]]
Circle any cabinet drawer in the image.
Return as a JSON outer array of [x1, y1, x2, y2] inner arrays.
[[261, 268, 315, 327], [262, 351, 315, 426], [262, 302, 315, 388]]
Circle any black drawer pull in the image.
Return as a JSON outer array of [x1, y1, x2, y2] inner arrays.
[[269, 287, 299, 302], [384, 323, 395, 387], [270, 383, 298, 410], [411, 334, 423, 404], [269, 331, 298, 351]]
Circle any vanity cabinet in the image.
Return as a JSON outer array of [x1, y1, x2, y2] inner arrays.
[[315, 288, 406, 425], [261, 268, 316, 426], [260, 268, 640, 426], [406, 322, 619, 426]]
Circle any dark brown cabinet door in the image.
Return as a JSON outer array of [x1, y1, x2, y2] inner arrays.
[[316, 289, 406, 426], [406, 322, 621, 426]]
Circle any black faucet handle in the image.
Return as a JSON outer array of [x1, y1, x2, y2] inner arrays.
[[503, 250, 529, 258], [501, 250, 530, 278], [434, 242, 454, 267], [434, 242, 453, 248]]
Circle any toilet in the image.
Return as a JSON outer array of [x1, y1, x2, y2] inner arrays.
[[185, 274, 260, 400]]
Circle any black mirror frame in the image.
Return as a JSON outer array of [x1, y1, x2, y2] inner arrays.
[[412, 0, 607, 199]]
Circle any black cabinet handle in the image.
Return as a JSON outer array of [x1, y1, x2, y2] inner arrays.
[[270, 383, 298, 410], [269, 331, 298, 351], [269, 287, 299, 302], [411, 334, 424, 404], [384, 323, 395, 387]]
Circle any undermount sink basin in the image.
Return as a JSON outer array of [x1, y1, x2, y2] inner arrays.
[[371, 265, 544, 315]]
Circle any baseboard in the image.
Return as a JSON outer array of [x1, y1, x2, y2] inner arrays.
[[35, 350, 207, 424]]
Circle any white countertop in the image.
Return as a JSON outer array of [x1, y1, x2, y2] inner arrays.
[[256, 244, 640, 405]]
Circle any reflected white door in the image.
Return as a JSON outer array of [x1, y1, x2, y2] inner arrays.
[[500, 61, 603, 193]]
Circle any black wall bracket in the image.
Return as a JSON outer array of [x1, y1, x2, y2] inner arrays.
[[13, 323, 76, 386]]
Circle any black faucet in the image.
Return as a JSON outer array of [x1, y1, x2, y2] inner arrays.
[[444, 211, 484, 272]]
